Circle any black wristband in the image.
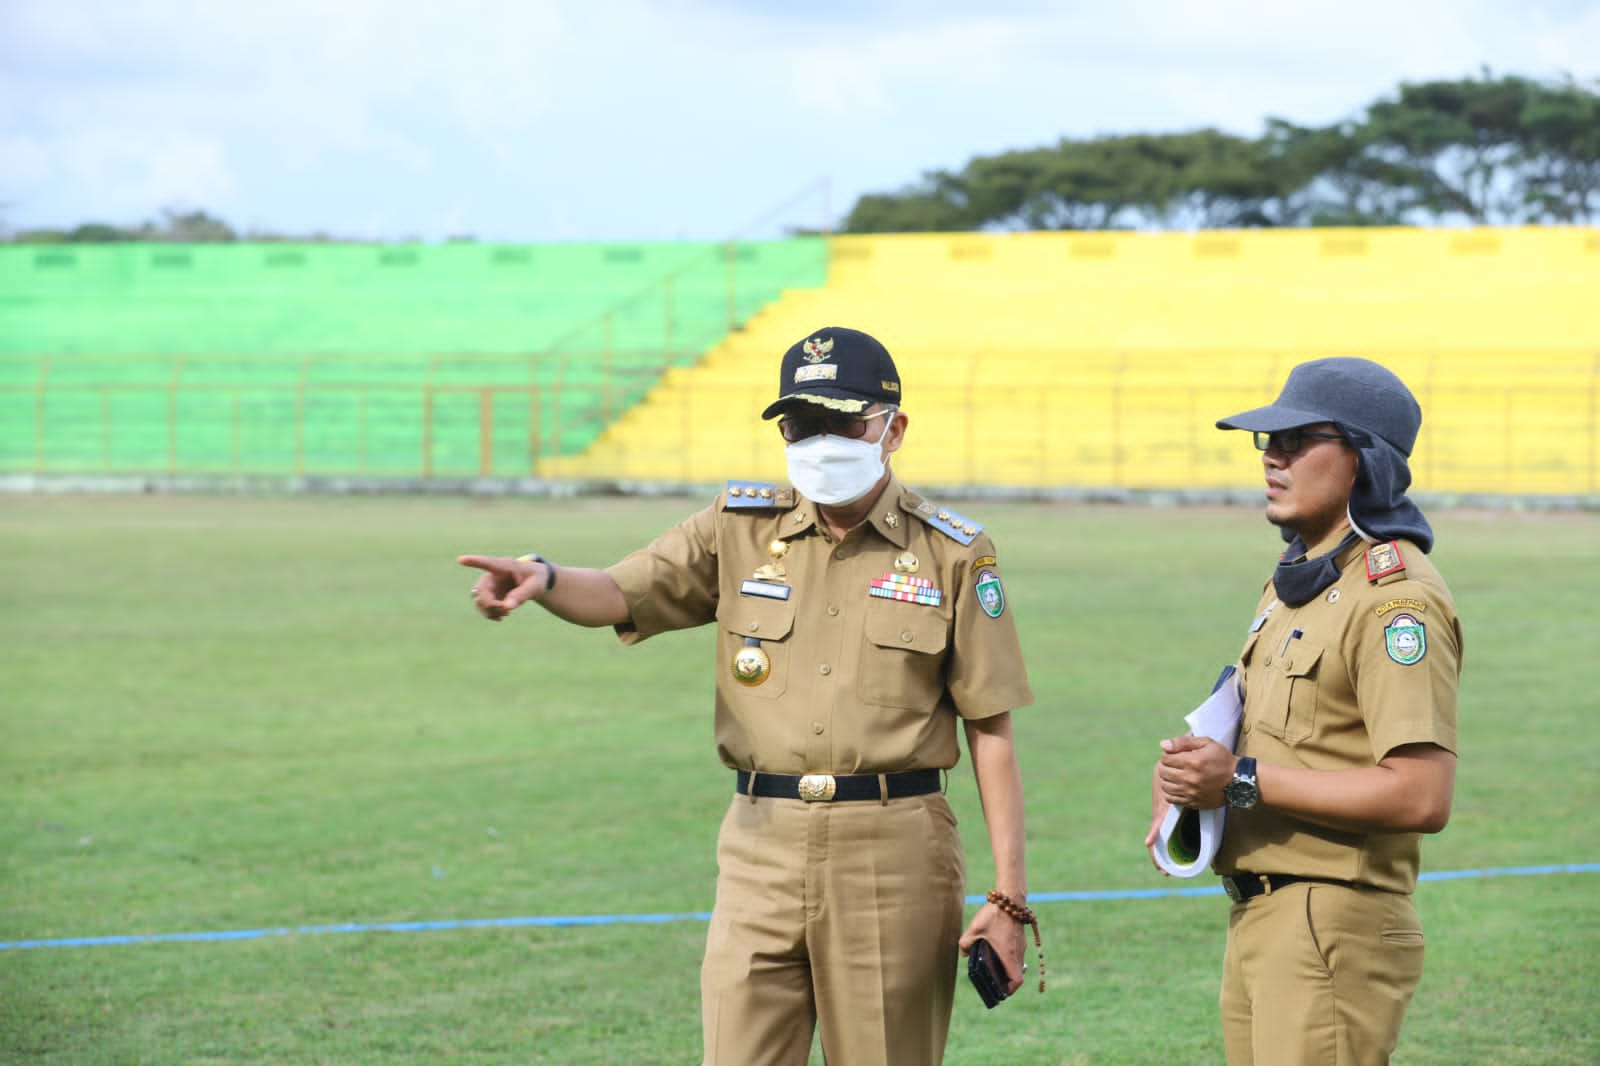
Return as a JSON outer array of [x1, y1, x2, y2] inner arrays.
[[515, 553, 558, 591]]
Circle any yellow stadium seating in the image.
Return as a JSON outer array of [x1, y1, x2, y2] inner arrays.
[[552, 228, 1600, 497]]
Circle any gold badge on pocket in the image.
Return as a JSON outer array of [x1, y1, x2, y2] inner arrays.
[[732, 638, 771, 686]]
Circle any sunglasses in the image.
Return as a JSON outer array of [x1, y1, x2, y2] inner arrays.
[[778, 408, 895, 443], [1253, 429, 1348, 454]]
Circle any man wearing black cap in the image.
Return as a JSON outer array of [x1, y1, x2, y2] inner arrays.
[[460, 326, 1037, 1065], [1146, 357, 1463, 1065]]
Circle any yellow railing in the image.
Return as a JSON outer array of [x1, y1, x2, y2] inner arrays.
[[549, 347, 1600, 498]]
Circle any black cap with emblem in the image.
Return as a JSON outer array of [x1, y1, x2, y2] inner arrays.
[[760, 326, 901, 419]]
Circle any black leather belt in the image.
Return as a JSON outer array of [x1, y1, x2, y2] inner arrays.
[[1222, 873, 1358, 903], [735, 769, 942, 803]]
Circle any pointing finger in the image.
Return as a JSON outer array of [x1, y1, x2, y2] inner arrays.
[[458, 554, 515, 575]]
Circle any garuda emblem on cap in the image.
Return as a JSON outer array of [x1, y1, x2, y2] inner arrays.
[[801, 337, 834, 363]]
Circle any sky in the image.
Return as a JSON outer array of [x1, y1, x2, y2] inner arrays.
[[2, 0, 1598, 243]]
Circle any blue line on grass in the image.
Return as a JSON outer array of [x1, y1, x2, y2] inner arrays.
[[1026, 862, 1600, 904], [0, 910, 716, 952], [4, 862, 1596, 952]]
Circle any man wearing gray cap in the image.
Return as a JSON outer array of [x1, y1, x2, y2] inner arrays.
[[1147, 357, 1463, 1065], [460, 326, 1038, 1065]]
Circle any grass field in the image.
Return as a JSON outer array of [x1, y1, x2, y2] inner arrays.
[[2, 492, 1597, 1065]]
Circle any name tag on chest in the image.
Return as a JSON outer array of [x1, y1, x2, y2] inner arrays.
[[740, 579, 792, 600]]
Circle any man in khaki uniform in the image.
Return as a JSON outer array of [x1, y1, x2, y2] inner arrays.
[[462, 326, 1036, 1066], [1147, 357, 1462, 1066]]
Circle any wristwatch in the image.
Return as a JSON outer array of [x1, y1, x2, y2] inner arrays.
[[1224, 756, 1259, 810], [515, 553, 558, 592]]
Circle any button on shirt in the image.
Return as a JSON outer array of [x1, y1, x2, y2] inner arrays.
[[605, 476, 1034, 775]]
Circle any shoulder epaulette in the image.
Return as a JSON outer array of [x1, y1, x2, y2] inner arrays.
[[910, 499, 982, 545], [724, 480, 795, 511], [1365, 541, 1409, 585]]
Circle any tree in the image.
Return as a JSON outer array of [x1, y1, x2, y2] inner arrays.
[[9, 207, 242, 243], [1132, 129, 1295, 229], [143, 209, 237, 242], [1262, 119, 1417, 226], [999, 138, 1158, 230], [1354, 72, 1540, 224], [840, 71, 1600, 232], [1518, 75, 1600, 222], [842, 170, 978, 233]]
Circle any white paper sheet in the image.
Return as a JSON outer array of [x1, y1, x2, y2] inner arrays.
[[1151, 667, 1244, 878]]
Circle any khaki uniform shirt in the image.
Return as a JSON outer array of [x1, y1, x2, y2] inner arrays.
[[606, 475, 1034, 774], [1216, 536, 1462, 894]]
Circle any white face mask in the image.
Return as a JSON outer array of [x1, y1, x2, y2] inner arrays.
[[785, 414, 892, 506]]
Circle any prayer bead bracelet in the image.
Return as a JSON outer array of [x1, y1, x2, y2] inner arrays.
[[987, 890, 1046, 993]]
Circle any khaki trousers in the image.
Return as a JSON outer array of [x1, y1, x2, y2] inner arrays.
[[700, 791, 966, 1066], [1220, 881, 1425, 1066]]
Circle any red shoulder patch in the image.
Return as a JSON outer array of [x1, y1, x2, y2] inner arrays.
[[1365, 541, 1406, 582]]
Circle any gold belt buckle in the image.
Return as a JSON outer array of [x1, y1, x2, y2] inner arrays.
[[797, 773, 837, 802]]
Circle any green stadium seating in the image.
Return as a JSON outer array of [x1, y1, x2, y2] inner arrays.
[[0, 239, 828, 475]]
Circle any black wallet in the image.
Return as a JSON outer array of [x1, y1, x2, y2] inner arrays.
[[967, 937, 1011, 1009]]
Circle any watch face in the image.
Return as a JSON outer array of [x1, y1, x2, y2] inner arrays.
[[1225, 778, 1259, 809]]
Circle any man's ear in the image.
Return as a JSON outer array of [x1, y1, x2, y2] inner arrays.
[[883, 410, 908, 455]]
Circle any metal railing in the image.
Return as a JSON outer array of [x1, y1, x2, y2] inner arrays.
[[5, 354, 1597, 496]]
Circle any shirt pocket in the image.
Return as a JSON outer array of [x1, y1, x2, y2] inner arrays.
[[718, 596, 797, 701], [1254, 643, 1324, 745], [859, 599, 951, 709]]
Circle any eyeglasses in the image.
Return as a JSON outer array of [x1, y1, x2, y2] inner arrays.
[[1253, 429, 1347, 454], [778, 408, 895, 443]]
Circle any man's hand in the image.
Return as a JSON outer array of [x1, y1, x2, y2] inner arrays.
[[1156, 735, 1236, 811], [958, 903, 1028, 996], [459, 554, 549, 621]]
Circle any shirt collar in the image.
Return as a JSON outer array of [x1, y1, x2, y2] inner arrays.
[[865, 478, 912, 549], [1301, 523, 1356, 560], [780, 475, 912, 549]]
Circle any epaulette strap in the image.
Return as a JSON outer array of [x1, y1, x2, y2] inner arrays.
[[724, 480, 794, 510], [912, 500, 982, 545], [1365, 541, 1408, 585]]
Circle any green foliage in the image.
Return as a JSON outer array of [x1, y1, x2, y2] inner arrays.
[[839, 178, 976, 234], [844, 71, 1600, 231], [1, 496, 1597, 1064], [13, 208, 241, 244], [1362, 72, 1549, 223]]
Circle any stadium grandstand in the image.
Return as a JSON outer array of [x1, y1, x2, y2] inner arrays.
[[2, 227, 1596, 498]]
